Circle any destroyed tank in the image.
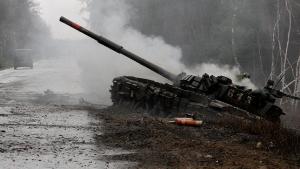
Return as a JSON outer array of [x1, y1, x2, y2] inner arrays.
[[60, 16, 300, 122]]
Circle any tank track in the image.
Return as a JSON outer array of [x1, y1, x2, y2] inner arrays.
[[110, 76, 261, 121]]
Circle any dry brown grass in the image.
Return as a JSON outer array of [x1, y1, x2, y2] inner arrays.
[[217, 117, 300, 155], [95, 106, 300, 168]]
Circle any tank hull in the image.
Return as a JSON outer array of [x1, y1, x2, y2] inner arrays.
[[110, 76, 263, 122]]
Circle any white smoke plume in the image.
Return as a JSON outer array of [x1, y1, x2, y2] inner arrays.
[[77, 0, 256, 105]]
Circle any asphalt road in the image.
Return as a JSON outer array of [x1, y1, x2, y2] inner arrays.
[[0, 59, 135, 169]]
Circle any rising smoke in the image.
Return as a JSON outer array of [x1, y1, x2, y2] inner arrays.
[[77, 0, 256, 105]]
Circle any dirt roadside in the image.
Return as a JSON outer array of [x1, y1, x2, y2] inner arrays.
[[92, 106, 300, 169]]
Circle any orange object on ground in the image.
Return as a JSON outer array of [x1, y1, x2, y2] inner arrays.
[[175, 118, 203, 127]]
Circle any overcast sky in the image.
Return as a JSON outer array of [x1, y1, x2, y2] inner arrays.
[[34, 0, 89, 40]]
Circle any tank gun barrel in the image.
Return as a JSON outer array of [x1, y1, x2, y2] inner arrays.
[[59, 16, 177, 82]]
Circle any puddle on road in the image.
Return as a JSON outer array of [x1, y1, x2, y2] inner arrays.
[[0, 109, 136, 169]]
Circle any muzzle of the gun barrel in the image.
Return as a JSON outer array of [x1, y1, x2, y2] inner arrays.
[[59, 16, 82, 30]]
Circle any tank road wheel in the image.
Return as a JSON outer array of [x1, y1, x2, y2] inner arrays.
[[110, 76, 188, 117]]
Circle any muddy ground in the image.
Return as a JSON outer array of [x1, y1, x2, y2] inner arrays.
[[93, 106, 300, 169], [0, 59, 299, 169], [0, 60, 136, 169]]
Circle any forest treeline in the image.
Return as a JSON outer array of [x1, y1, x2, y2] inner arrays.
[[0, 0, 49, 68]]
